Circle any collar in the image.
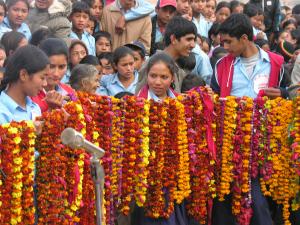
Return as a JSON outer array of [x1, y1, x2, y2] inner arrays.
[[3, 17, 10, 28], [234, 46, 270, 65], [1, 91, 34, 112], [111, 71, 139, 85], [148, 88, 176, 101]]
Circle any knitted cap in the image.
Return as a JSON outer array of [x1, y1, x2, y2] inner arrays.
[[276, 41, 295, 63]]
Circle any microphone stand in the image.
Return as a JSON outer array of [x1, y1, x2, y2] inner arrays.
[[90, 155, 105, 225]]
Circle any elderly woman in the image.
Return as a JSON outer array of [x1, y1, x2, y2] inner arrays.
[[69, 64, 100, 94]]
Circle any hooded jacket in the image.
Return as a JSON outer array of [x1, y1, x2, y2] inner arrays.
[[26, 0, 71, 43]]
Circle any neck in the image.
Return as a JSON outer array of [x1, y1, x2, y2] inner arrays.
[[6, 83, 27, 108], [193, 12, 200, 19], [157, 18, 166, 28], [118, 73, 134, 87], [164, 46, 180, 60], [241, 42, 259, 58], [157, 93, 168, 100], [73, 28, 84, 36], [8, 20, 20, 30]]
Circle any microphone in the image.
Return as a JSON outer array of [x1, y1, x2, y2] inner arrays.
[[61, 127, 105, 158]]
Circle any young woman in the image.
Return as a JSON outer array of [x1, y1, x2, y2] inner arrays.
[[32, 38, 76, 112], [69, 64, 100, 94], [1, 31, 28, 56], [97, 46, 138, 96], [215, 1, 231, 24], [137, 52, 178, 101], [0, 45, 49, 124], [3, 0, 31, 40]]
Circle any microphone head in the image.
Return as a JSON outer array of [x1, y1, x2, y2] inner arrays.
[[61, 127, 84, 149]]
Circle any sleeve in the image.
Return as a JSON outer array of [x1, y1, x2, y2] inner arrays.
[[192, 53, 213, 85], [124, 1, 154, 21], [138, 17, 152, 55], [291, 55, 300, 85], [48, 17, 72, 41]]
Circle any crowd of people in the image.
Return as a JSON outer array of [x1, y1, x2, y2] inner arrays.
[[0, 0, 300, 224]]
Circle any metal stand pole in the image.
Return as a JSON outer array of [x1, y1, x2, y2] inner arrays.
[[90, 156, 105, 225]]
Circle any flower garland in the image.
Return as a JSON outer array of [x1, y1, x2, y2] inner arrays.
[[145, 101, 165, 218], [217, 96, 238, 200], [134, 98, 150, 207], [36, 109, 67, 224], [290, 92, 300, 212]]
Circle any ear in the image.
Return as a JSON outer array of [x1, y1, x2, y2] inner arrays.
[[19, 69, 29, 82], [170, 34, 177, 45], [240, 34, 249, 42], [81, 79, 89, 88]]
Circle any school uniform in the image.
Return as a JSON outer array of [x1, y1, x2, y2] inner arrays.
[[192, 14, 212, 38], [97, 71, 139, 96], [0, 23, 12, 39], [210, 47, 286, 225], [69, 30, 96, 56], [0, 91, 41, 124], [2, 17, 31, 40]]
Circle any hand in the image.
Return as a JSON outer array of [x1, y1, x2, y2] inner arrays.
[[44, 90, 64, 110], [33, 120, 44, 135], [205, 85, 214, 101], [181, 14, 192, 21], [115, 15, 126, 34], [262, 87, 281, 99]]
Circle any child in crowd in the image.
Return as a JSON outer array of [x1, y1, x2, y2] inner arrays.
[[205, 0, 216, 22], [94, 31, 112, 56], [0, 43, 6, 67], [33, 38, 76, 112], [69, 64, 100, 94], [82, 0, 103, 32], [244, 3, 268, 40], [0, 0, 11, 39], [80, 55, 102, 75], [86, 17, 96, 35], [69, 1, 96, 56], [215, 1, 231, 24], [198, 36, 210, 54], [1, 31, 27, 56], [2, 0, 31, 40], [181, 73, 206, 92], [98, 52, 115, 75], [208, 22, 221, 57], [282, 19, 298, 33], [191, 0, 211, 38], [230, 0, 243, 14], [125, 41, 146, 71], [0, 45, 48, 124], [30, 27, 53, 47], [97, 46, 138, 96]]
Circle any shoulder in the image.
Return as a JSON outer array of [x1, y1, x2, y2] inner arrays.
[[101, 73, 117, 85]]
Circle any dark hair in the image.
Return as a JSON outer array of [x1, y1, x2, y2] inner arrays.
[[113, 46, 134, 65], [0, 43, 4, 51], [39, 38, 69, 59], [125, 44, 146, 59], [82, 0, 103, 8], [181, 73, 206, 93], [94, 31, 112, 44], [71, 1, 90, 17], [164, 16, 197, 46], [230, 0, 243, 13], [69, 64, 98, 91], [208, 22, 221, 44], [219, 13, 253, 41], [292, 4, 300, 15], [114, 91, 134, 99], [6, 0, 29, 10], [282, 19, 298, 31], [291, 28, 300, 42], [80, 55, 99, 65], [216, 1, 230, 13], [98, 52, 113, 65], [210, 46, 227, 70], [243, 3, 262, 18], [0, 45, 49, 91], [254, 38, 269, 48], [69, 40, 88, 56], [30, 28, 55, 46], [146, 52, 178, 77], [177, 53, 196, 72], [0, 0, 7, 14], [1, 31, 26, 56]]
